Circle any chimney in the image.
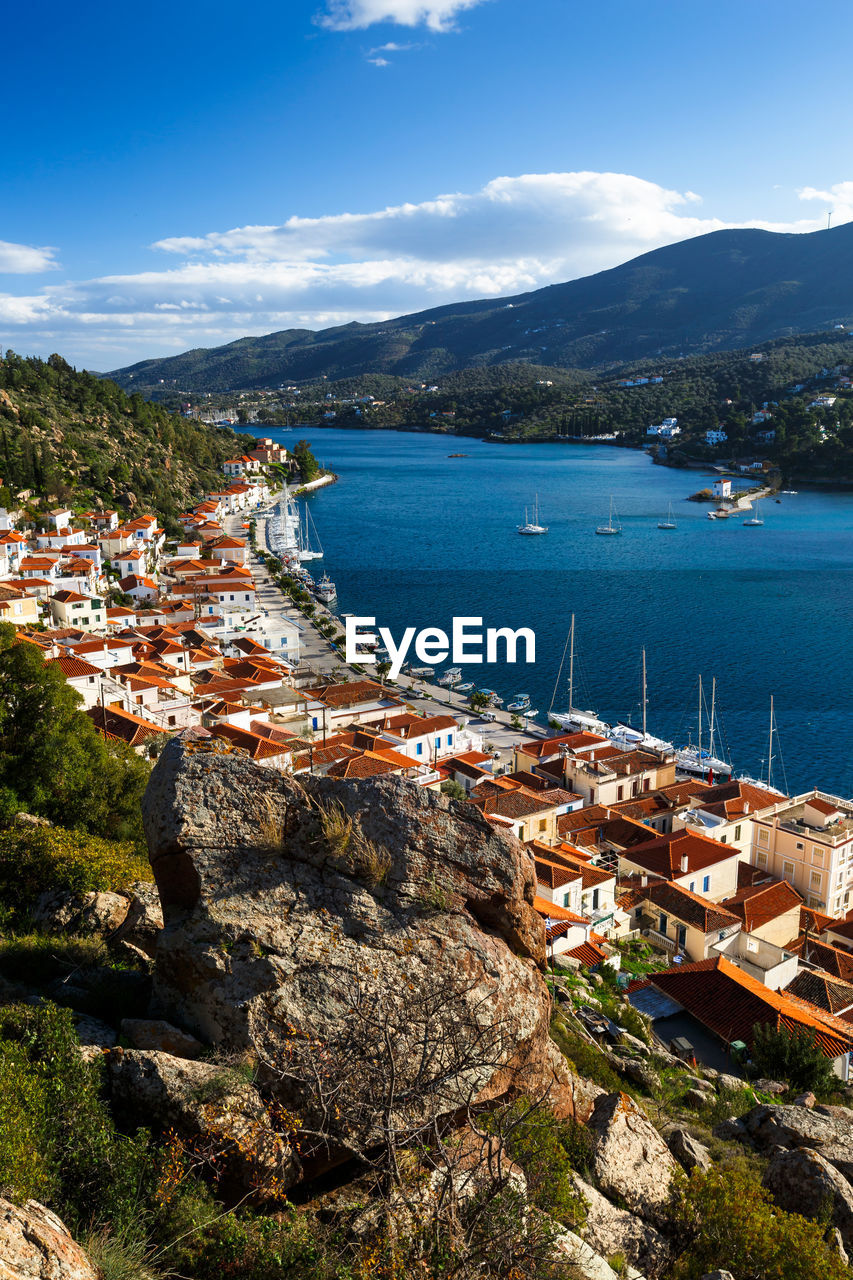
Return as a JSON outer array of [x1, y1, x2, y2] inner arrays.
[[680, 854, 689, 873], [640, 873, 648, 887]]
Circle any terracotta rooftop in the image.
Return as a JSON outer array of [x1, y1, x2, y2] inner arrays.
[[721, 880, 803, 931], [643, 955, 853, 1058], [786, 969, 853, 1017], [638, 880, 741, 933], [622, 829, 738, 878]]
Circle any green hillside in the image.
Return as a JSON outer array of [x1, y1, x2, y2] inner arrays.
[[0, 352, 248, 527], [107, 222, 853, 393]]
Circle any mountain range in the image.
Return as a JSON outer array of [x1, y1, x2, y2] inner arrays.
[[108, 222, 853, 392]]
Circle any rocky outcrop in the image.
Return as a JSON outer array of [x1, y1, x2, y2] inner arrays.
[[33, 889, 129, 937], [666, 1127, 712, 1174], [108, 1047, 297, 1197], [552, 1229, 646, 1280], [585, 1093, 679, 1223], [763, 1146, 853, 1251], [0, 1198, 97, 1280], [739, 1103, 853, 1180], [571, 1173, 670, 1277], [140, 738, 586, 1137], [120, 1018, 202, 1058], [113, 882, 163, 957]]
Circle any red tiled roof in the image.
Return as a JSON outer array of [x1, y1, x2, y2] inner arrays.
[[639, 880, 741, 933], [564, 939, 609, 969], [49, 655, 100, 679], [721, 880, 803, 931], [648, 956, 853, 1058], [86, 704, 166, 747], [622, 829, 738, 878]]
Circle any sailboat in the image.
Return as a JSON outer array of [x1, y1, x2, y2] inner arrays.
[[658, 502, 677, 530], [675, 676, 733, 779], [743, 501, 764, 527], [518, 494, 548, 535], [298, 503, 324, 560], [609, 649, 674, 752], [595, 497, 621, 536], [549, 615, 611, 735]]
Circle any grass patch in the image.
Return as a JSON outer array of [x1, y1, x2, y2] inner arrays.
[[317, 800, 391, 886], [0, 932, 111, 985]]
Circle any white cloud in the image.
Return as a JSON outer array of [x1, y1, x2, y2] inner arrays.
[[367, 55, 390, 64], [318, 0, 487, 32], [0, 240, 59, 274], [798, 181, 853, 224], [2, 170, 849, 367]]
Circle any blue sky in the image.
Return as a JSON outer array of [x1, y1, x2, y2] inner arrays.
[[2, 0, 852, 368]]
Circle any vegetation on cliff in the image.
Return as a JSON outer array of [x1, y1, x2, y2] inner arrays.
[[0, 351, 248, 525]]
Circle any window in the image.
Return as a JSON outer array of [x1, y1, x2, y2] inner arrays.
[[592, 888, 600, 911], [808, 895, 823, 909], [747, 938, 759, 953], [416, 743, 423, 756], [616, 786, 624, 801], [734, 825, 742, 841], [643, 778, 650, 791], [168, 715, 176, 727], [812, 847, 825, 865], [446, 734, 453, 746], [563, 892, 571, 908], [757, 852, 768, 867], [538, 819, 547, 832], [434, 738, 441, 752], [659, 913, 668, 935], [720, 835, 727, 844], [811, 871, 822, 888], [783, 859, 795, 877], [689, 881, 696, 892], [703, 875, 710, 893], [758, 829, 769, 847], [795, 841, 804, 852]]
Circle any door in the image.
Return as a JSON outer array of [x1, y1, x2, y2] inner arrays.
[[676, 924, 687, 951]]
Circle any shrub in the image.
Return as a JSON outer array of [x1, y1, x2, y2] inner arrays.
[[0, 932, 110, 985], [495, 1099, 594, 1221], [670, 1160, 849, 1280], [550, 1014, 624, 1093], [0, 1002, 156, 1233], [749, 1022, 837, 1095], [0, 825, 151, 921]]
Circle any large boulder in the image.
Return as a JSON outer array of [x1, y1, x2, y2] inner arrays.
[[571, 1173, 670, 1278], [740, 1103, 853, 1180], [763, 1146, 853, 1251], [141, 737, 586, 1134], [0, 1198, 97, 1280], [586, 1093, 679, 1223], [108, 1047, 297, 1198], [666, 1127, 712, 1174], [552, 1229, 645, 1280], [33, 889, 129, 937]]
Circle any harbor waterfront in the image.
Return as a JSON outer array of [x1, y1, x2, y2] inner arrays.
[[237, 425, 853, 796]]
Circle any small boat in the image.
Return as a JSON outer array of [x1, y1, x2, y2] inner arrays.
[[315, 573, 336, 603], [518, 494, 548, 535], [781, 490, 798, 495], [743, 501, 764, 527], [438, 666, 462, 687], [658, 502, 677, 530], [456, 682, 474, 693], [447, 453, 469, 458], [408, 666, 435, 677], [507, 693, 531, 712], [595, 497, 621, 536]]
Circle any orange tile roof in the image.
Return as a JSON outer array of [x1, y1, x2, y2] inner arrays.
[[564, 939, 609, 969], [722, 880, 803, 931], [646, 955, 853, 1058], [623, 828, 738, 878]]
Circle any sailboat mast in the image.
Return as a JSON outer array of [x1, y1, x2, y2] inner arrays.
[[767, 695, 775, 788], [698, 674, 702, 768], [642, 649, 647, 739], [568, 614, 575, 713], [709, 677, 717, 759]]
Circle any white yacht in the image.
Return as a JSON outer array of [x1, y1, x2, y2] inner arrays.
[[549, 616, 611, 736], [507, 693, 531, 712], [595, 497, 621, 535], [298, 503, 324, 560], [518, 494, 548, 535], [438, 667, 463, 687], [675, 676, 733, 779], [657, 502, 677, 530], [743, 501, 764, 527]]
